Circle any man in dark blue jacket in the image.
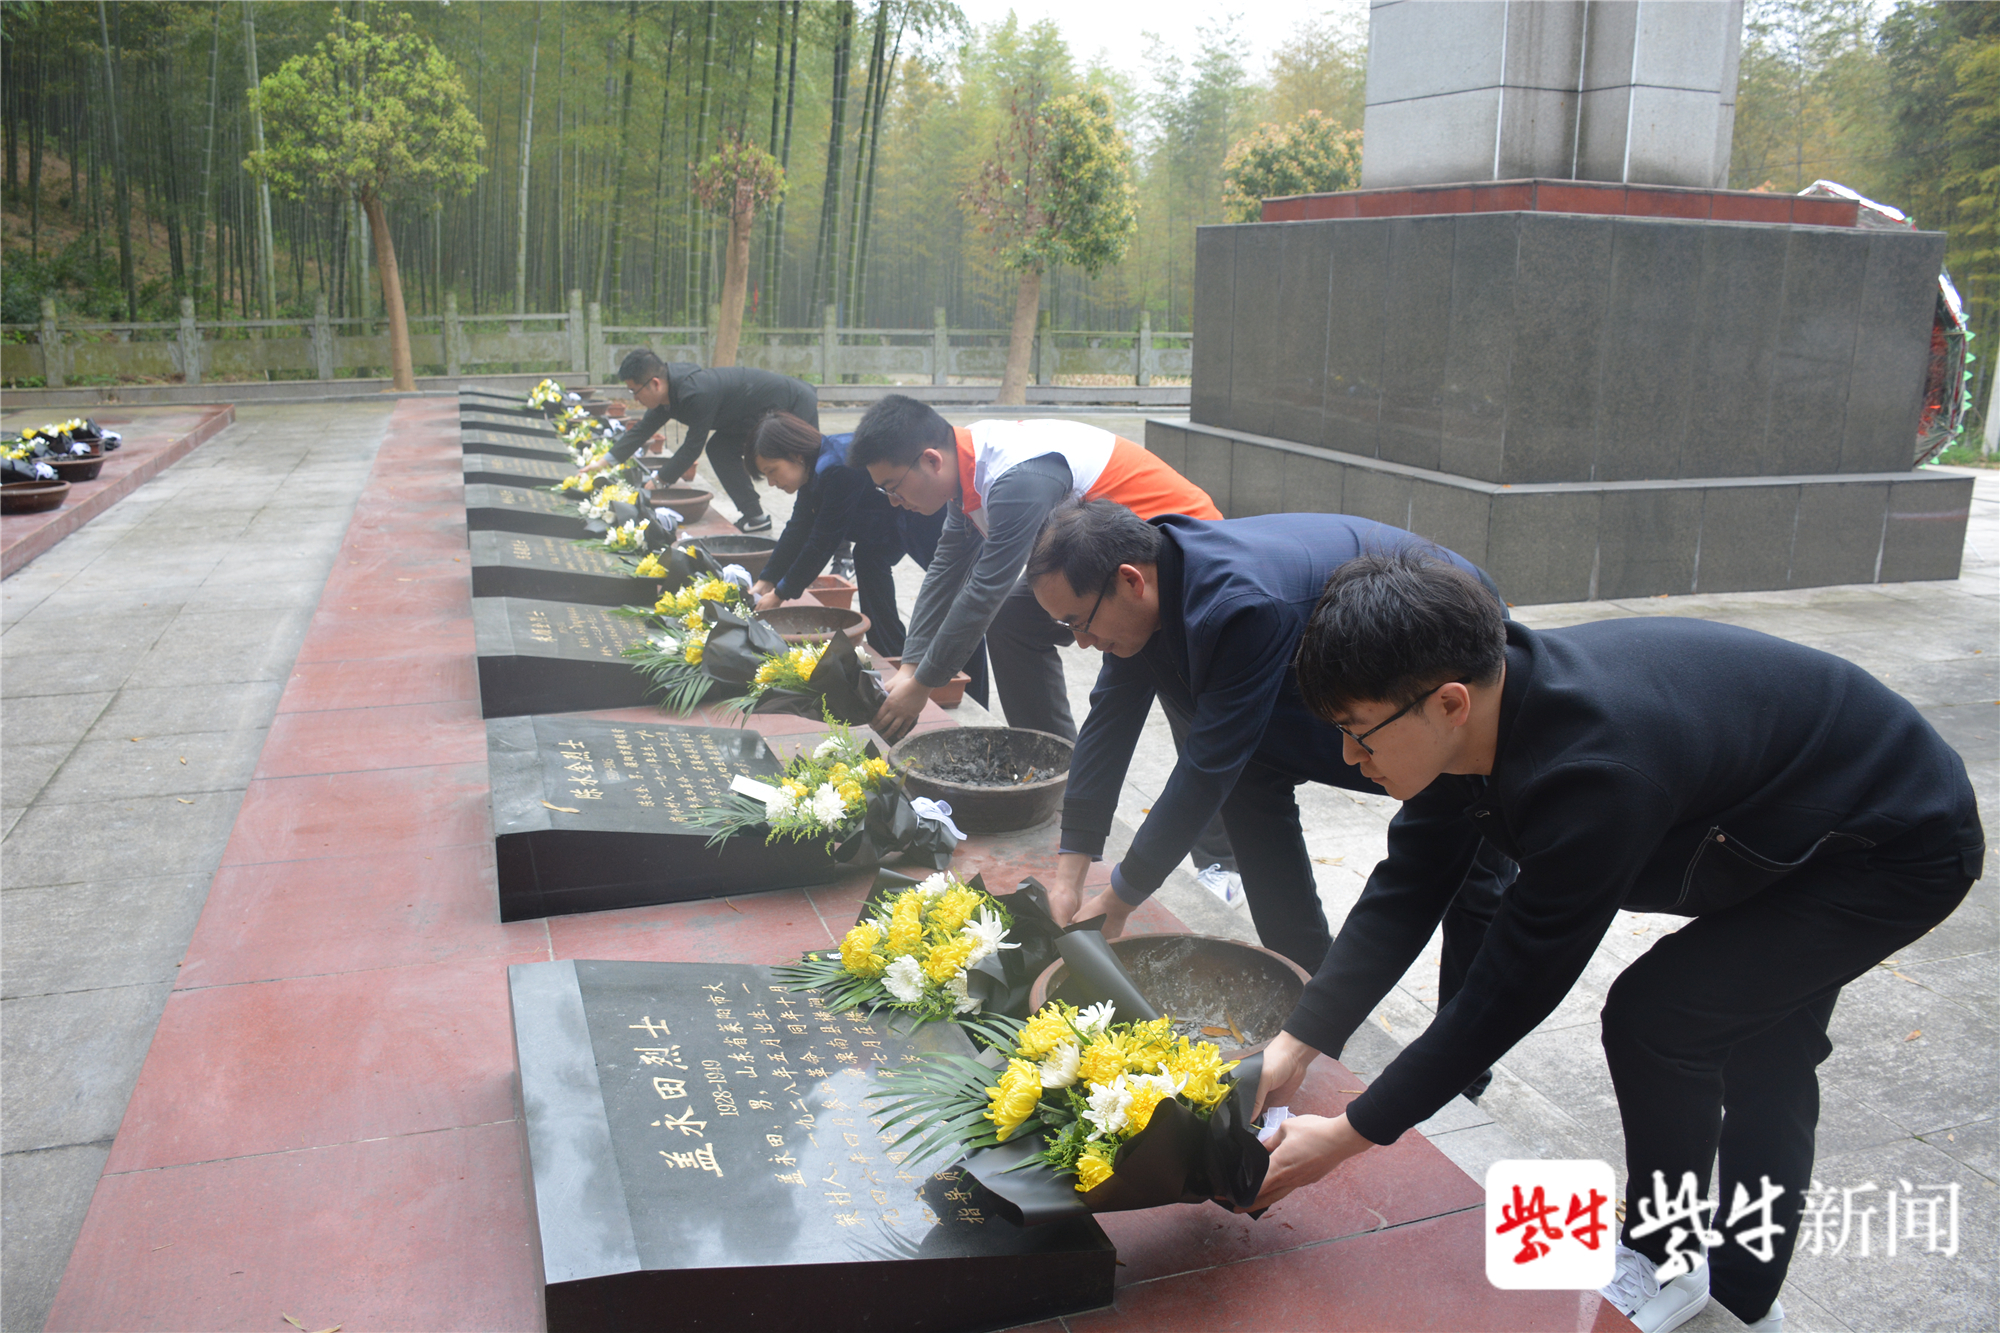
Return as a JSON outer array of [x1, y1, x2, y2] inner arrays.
[[1255, 549, 1982, 1333], [1026, 501, 1516, 987]]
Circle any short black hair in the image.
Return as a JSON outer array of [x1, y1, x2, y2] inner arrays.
[[745, 410, 821, 481], [618, 348, 666, 385], [1025, 499, 1163, 596], [847, 393, 954, 470], [1295, 547, 1506, 718]]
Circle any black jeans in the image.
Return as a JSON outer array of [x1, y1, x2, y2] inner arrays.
[[853, 539, 907, 658], [1605, 845, 1973, 1321], [1161, 699, 1239, 875], [986, 574, 1076, 741], [704, 430, 764, 520]]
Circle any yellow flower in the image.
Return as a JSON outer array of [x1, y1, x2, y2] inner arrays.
[[754, 660, 780, 686], [886, 891, 924, 957], [923, 934, 976, 984], [682, 610, 705, 632], [1119, 1018, 1174, 1075], [634, 553, 666, 579], [682, 640, 703, 666], [1074, 1143, 1116, 1193], [862, 757, 891, 783], [829, 763, 850, 782], [836, 781, 864, 808], [1162, 1038, 1238, 1109], [840, 922, 887, 977], [1076, 1036, 1130, 1088], [695, 578, 730, 602], [1125, 1078, 1173, 1135], [983, 1059, 1043, 1141], [1015, 1007, 1075, 1062], [928, 886, 983, 937]]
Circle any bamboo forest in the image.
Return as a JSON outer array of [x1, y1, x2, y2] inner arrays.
[[0, 0, 1994, 408]]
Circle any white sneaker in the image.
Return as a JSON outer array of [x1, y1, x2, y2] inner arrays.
[[1599, 1244, 1710, 1333], [1195, 864, 1243, 908], [1744, 1299, 1785, 1333]]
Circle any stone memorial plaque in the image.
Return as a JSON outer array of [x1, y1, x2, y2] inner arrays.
[[468, 530, 658, 607], [461, 426, 574, 463], [465, 452, 574, 490], [510, 958, 1116, 1331], [474, 597, 654, 718], [465, 483, 592, 539], [490, 717, 843, 919]]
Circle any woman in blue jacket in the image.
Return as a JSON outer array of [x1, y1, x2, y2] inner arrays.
[[744, 412, 985, 707]]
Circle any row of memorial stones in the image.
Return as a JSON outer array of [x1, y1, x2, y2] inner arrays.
[[453, 390, 1119, 1329]]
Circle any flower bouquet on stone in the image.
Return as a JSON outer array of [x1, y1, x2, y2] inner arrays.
[[774, 868, 1019, 1026], [870, 999, 1274, 1225], [617, 571, 753, 714], [721, 629, 888, 727], [525, 378, 574, 412]]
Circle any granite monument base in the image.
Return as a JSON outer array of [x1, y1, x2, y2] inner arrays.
[[465, 483, 593, 540], [474, 596, 655, 718], [489, 717, 841, 919], [468, 530, 661, 608], [465, 452, 576, 491], [461, 425, 575, 463], [1150, 418, 1976, 605], [510, 959, 1117, 1332]]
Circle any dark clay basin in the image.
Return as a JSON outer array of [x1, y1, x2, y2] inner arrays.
[[758, 605, 870, 646], [1031, 934, 1310, 1059], [888, 727, 1072, 833], [649, 485, 713, 524], [685, 534, 777, 578], [0, 481, 71, 513]]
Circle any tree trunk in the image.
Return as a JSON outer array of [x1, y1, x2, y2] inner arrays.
[[515, 2, 541, 314], [997, 266, 1041, 406], [363, 193, 416, 391], [604, 0, 637, 315], [810, 2, 853, 318], [713, 200, 754, 368], [766, 0, 801, 322], [94, 0, 136, 319], [241, 0, 279, 317]]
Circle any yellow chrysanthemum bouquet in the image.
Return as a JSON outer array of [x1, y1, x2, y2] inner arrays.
[[773, 868, 1019, 1024], [617, 569, 750, 715], [871, 997, 1273, 1218], [525, 378, 568, 409], [698, 722, 894, 848]]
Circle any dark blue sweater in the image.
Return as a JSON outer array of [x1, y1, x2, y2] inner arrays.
[[1290, 617, 1986, 1147], [1059, 512, 1488, 899]]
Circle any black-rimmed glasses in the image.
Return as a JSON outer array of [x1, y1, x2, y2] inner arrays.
[[1056, 569, 1118, 636], [1336, 683, 1450, 755]]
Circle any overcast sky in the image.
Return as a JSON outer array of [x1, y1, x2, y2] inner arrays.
[[951, 0, 1370, 85]]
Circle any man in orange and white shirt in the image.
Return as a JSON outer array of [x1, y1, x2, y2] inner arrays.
[[848, 393, 1219, 743]]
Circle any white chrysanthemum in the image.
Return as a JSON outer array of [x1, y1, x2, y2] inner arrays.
[[1038, 1042, 1080, 1089], [916, 872, 953, 899], [813, 735, 851, 761], [761, 786, 797, 820], [946, 970, 980, 1014], [1082, 1075, 1134, 1140], [959, 907, 1018, 965], [1074, 1001, 1117, 1039], [810, 782, 847, 825], [882, 955, 925, 1003]]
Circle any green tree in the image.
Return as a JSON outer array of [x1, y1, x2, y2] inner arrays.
[[1221, 110, 1362, 222], [1267, 11, 1368, 129], [692, 135, 784, 369], [965, 88, 1135, 404], [246, 13, 485, 390]]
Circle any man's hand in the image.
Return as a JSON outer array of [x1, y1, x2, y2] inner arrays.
[[1045, 851, 1095, 926], [870, 669, 932, 743], [1250, 1113, 1374, 1210], [753, 588, 784, 613], [1074, 884, 1136, 939], [1250, 1031, 1321, 1120]]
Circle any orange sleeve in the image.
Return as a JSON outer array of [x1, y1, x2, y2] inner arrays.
[[1082, 436, 1222, 521]]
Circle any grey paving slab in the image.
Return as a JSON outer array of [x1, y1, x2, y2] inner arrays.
[[1894, 950, 1999, 1026], [1918, 1116, 1998, 1184], [36, 729, 267, 804], [0, 873, 211, 999], [0, 743, 73, 810], [0, 692, 112, 748], [88, 680, 287, 741], [0, 650, 144, 697], [0, 1142, 112, 1333], [1, 788, 250, 892], [1, 980, 175, 1150]]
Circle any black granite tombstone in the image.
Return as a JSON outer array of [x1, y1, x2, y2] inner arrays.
[[468, 530, 660, 607], [489, 717, 842, 919], [474, 597, 655, 717], [465, 484, 593, 539], [509, 958, 1117, 1331], [460, 426, 575, 463], [465, 452, 577, 490]]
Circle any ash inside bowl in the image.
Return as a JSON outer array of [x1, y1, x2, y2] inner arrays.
[[908, 748, 1054, 787]]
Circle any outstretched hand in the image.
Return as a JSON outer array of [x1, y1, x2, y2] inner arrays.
[[1249, 1112, 1374, 1210]]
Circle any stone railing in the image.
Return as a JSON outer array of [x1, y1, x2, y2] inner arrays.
[[1, 290, 1189, 389]]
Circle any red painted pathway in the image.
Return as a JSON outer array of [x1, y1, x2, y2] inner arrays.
[[47, 397, 1630, 1331]]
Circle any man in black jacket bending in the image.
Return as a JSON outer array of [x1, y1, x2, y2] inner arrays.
[[1027, 501, 1517, 994], [1254, 549, 1982, 1333], [599, 349, 818, 533]]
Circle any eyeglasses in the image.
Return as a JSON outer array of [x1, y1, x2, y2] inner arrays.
[[1056, 569, 1118, 635], [1335, 683, 1450, 755], [877, 464, 916, 500]]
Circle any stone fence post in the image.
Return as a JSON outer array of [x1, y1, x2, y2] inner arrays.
[[567, 289, 586, 374], [932, 307, 949, 385], [586, 301, 606, 382], [444, 291, 464, 378], [821, 305, 838, 384], [312, 293, 335, 380], [178, 297, 203, 386], [38, 297, 63, 388], [1137, 310, 1152, 388]]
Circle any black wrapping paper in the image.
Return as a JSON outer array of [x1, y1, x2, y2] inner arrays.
[[746, 631, 888, 726], [699, 604, 789, 686], [832, 776, 958, 870]]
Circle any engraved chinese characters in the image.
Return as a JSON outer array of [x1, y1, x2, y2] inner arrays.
[[510, 959, 1116, 1332], [464, 483, 592, 539], [488, 718, 840, 918], [467, 529, 658, 607], [472, 598, 652, 718]]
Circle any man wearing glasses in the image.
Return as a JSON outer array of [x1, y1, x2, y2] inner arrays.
[[847, 394, 1220, 744], [1255, 548, 1980, 1333], [1025, 500, 1517, 1005]]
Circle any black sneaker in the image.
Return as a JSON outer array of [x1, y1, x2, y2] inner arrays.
[[736, 513, 773, 534]]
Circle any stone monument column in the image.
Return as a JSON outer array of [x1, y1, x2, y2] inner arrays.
[[1360, 0, 1742, 189]]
